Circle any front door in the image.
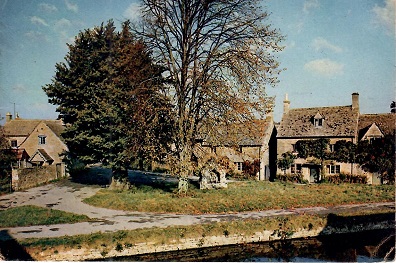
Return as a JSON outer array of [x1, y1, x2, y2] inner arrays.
[[310, 167, 320, 183]]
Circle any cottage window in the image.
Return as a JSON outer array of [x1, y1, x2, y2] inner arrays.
[[291, 164, 302, 174], [314, 118, 323, 127], [235, 162, 243, 171], [11, 140, 17, 148], [38, 135, 46, 145], [329, 144, 335, 152], [327, 165, 340, 174], [313, 112, 324, 127]]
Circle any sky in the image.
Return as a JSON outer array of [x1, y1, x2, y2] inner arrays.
[[0, 0, 395, 124]]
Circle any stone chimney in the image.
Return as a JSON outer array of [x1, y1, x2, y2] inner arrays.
[[266, 108, 273, 121], [352, 92, 359, 111], [5, 112, 12, 123], [283, 93, 290, 114]]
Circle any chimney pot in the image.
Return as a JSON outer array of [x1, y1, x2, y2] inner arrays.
[[5, 112, 12, 122], [352, 92, 359, 111], [283, 93, 290, 114]]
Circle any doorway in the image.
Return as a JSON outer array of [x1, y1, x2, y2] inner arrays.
[[310, 166, 320, 183]]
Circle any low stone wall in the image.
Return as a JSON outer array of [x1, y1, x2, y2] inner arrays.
[[29, 219, 394, 261], [11, 164, 66, 191]]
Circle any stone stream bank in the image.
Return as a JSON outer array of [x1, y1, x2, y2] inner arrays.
[[22, 213, 394, 261]]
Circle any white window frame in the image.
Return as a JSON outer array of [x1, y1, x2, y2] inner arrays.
[[314, 118, 323, 127], [327, 165, 340, 174], [38, 135, 47, 145], [235, 162, 243, 171]]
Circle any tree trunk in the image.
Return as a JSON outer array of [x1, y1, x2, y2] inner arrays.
[[109, 167, 130, 190]]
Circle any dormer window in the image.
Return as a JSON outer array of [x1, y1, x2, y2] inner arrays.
[[313, 112, 324, 127], [38, 135, 47, 145]]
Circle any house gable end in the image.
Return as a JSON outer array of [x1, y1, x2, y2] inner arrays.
[[29, 149, 54, 164], [360, 123, 384, 141]]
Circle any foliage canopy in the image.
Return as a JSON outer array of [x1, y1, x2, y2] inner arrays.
[[136, 0, 284, 182], [43, 20, 174, 179]]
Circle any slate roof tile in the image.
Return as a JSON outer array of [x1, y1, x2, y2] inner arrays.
[[277, 105, 359, 138]]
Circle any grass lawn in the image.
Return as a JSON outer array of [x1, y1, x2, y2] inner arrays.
[[83, 180, 395, 214], [0, 205, 90, 228]]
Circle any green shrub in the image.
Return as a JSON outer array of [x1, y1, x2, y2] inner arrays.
[[276, 173, 305, 184], [325, 173, 367, 184]]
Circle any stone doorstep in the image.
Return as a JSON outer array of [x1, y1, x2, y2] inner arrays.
[[30, 221, 394, 261]]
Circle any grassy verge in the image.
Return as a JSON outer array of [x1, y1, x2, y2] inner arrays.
[[83, 181, 395, 214], [0, 205, 90, 227], [19, 209, 394, 256]]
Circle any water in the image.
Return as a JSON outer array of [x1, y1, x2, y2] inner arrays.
[[104, 229, 394, 262]]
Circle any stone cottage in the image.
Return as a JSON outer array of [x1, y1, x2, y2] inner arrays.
[[195, 115, 277, 180], [276, 93, 395, 184], [4, 113, 68, 166]]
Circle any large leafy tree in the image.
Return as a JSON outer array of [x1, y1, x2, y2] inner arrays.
[[276, 152, 296, 176], [43, 20, 173, 180], [0, 126, 16, 191], [356, 136, 395, 184], [331, 140, 357, 174], [136, 0, 284, 188]]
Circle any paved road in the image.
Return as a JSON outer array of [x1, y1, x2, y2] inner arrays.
[[0, 175, 394, 240]]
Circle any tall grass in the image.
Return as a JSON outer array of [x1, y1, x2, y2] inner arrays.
[[83, 181, 395, 214]]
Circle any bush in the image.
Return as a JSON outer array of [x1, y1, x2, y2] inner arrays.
[[242, 159, 260, 179], [0, 172, 11, 194], [66, 157, 87, 177], [325, 173, 368, 184], [276, 173, 306, 184]]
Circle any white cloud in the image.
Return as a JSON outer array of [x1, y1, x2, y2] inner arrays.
[[12, 84, 28, 93], [311, 37, 343, 53], [286, 40, 296, 50], [55, 18, 72, 30], [372, 0, 395, 34], [304, 59, 344, 77], [65, 0, 78, 13], [52, 19, 74, 46], [123, 2, 142, 21], [30, 16, 49, 27], [303, 0, 319, 14], [25, 31, 49, 42], [39, 3, 58, 13]]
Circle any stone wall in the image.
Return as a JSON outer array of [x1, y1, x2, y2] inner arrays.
[[11, 164, 66, 191], [29, 219, 394, 261]]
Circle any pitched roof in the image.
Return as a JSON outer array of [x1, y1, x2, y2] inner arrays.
[[218, 147, 253, 163], [29, 149, 54, 163], [200, 117, 274, 146], [358, 113, 396, 138], [3, 120, 42, 136], [4, 119, 65, 139], [277, 105, 359, 138]]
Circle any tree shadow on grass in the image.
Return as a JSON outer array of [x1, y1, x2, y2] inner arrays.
[[69, 167, 112, 186], [69, 167, 199, 193], [0, 230, 33, 260], [129, 171, 201, 193]]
